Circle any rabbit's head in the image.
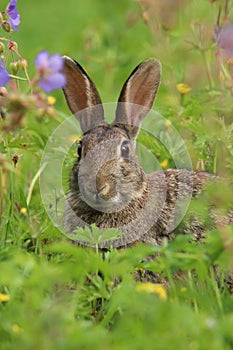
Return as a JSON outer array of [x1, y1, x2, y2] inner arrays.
[[62, 57, 161, 214]]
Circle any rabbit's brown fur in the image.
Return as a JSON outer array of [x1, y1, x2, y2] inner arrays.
[[62, 57, 232, 251]]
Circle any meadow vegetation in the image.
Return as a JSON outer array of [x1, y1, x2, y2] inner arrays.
[[0, 0, 233, 349]]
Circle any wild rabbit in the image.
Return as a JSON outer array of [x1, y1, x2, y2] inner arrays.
[[62, 56, 233, 250]]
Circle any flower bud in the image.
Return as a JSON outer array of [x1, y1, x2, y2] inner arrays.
[[8, 41, 18, 51], [0, 109, 6, 120], [0, 87, 8, 97], [19, 59, 28, 71], [10, 61, 19, 75], [142, 11, 149, 25], [0, 42, 5, 54], [12, 154, 19, 167], [1, 20, 11, 32]]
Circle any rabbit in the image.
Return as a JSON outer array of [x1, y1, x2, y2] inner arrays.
[[61, 56, 233, 251]]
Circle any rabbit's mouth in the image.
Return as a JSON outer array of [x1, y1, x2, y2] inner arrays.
[[80, 186, 134, 213]]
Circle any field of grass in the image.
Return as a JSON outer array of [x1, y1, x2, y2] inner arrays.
[[1, 0, 233, 349]]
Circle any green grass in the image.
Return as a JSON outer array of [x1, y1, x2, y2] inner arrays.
[[1, 0, 233, 349]]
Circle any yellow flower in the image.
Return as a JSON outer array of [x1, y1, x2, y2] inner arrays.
[[176, 83, 191, 95], [136, 283, 167, 300], [12, 324, 23, 334], [47, 96, 56, 105], [164, 119, 171, 128], [70, 134, 82, 144], [135, 267, 144, 272], [160, 159, 168, 169], [0, 293, 10, 302], [20, 207, 27, 215]]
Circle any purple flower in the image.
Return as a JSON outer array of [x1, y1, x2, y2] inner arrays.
[[6, 0, 20, 32], [0, 60, 10, 86], [215, 23, 233, 58], [35, 51, 66, 93]]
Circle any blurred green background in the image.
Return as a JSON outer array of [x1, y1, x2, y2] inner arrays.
[[15, 0, 215, 109]]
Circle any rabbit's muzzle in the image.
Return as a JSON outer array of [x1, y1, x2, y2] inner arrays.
[[77, 156, 147, 213]]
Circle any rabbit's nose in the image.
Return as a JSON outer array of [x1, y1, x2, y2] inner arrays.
[[96, 175, 110, 196], [97, 182, 110, 196]]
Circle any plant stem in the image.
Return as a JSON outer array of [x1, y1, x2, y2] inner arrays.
[[0, 169, 3, 227], [201, 51, 213, 90], [26, 162, 47, 207]]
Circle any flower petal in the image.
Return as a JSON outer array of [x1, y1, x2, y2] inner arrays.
[[6, 0, 20, 31], [216, 23, 233, 58], [8, 0, 17, 6], [8, 7, 18, 19], [48, 54, 64, 72], [35, 51, 49, 69], [0, 60, 10, 86], [39, 73, 66, 93], [10, 16, 20, 31]]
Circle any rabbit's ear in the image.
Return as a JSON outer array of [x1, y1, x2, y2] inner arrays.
[[114, 59, 161, 138], [62, 56, 106, 133]]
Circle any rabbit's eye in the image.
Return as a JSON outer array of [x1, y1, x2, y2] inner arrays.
[[120, 140, 130, 159], [77, 142, 82, 159]]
